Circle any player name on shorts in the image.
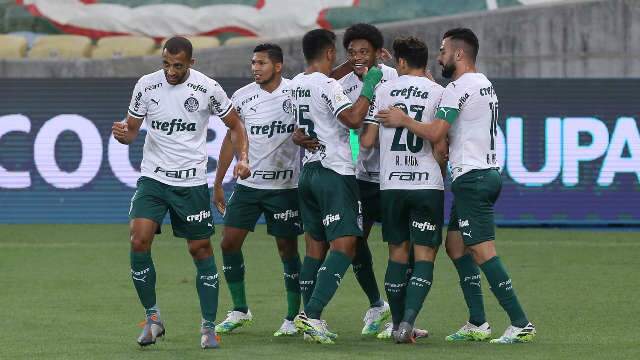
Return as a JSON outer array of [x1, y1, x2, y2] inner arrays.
[[390, 86, 430, 99], [249, 120, 295, 138], [150, 118, 196, 135]]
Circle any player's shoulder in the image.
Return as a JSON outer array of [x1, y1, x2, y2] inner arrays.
[[188, 69, 225, 91], [380, 63, 398, 81], [338, 71, 357, 86], [136, 70, 164, 87], [232, 81, 259, 100]]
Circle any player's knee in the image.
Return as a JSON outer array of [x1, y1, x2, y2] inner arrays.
[[189, 241, 213, 259], [219, 238, 239, 253], [130, 232, 152, 252], [445, 242, 464, 260], [276, 239, 298, 259]]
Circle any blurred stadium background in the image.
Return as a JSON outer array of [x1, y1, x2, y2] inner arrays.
[[1, 0, 639, 359]]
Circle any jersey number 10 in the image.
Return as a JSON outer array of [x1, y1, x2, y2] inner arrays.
[[391, 103, 425, 153]]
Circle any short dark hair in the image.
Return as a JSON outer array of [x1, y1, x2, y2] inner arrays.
[[253, 43, 283, 63], [163, 36, 193, 59], [443, 28, 479, 61], [302, 29, 336, 62], [342, 23, 384, 50], [392, 36, 428, 69]]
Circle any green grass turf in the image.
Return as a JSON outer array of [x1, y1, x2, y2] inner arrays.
[[1, 225, 639, 359]]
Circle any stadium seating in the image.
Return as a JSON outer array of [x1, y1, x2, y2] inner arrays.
[[224, 36, 263, 47], [27, 35, 91, 59], [92, 36, 156, 59], [0, 34, 27, 59]]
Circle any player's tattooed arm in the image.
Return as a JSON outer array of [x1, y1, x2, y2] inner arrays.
[[112, 115, 142, 145], [376, 106, 451, 143], [359, 123, 379, 149], [212, 131, 234, 214], [221, 109, 251, 180]]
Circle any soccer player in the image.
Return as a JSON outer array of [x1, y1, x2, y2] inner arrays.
[[376, 28, 536, 344], [212, 43, 303, 337], [112, 36, 250, 349], [289, 28, 383, 344], [330, 23, 395, 336], [361, 36, 446, 343]]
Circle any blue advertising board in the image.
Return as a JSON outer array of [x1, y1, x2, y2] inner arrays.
[[0, 78, 638, 225]]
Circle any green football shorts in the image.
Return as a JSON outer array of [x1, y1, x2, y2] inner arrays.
[[381, 189, 444, 248], [129, 176, 214, 240], [223, 183, 303, 239], [298, 161, 363, 242], [448, 168, 502, 246], [358, 179, 382, 224]]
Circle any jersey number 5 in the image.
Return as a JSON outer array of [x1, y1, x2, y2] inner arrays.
[[296, 104, 317, 138], [390, 103, 424, 153]]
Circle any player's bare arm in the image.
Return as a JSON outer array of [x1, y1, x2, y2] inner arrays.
[[212, 131, 234, 214], [359, 123, 379, 149], [292, 127, 320, 152], [112, 115, 143, 145], [377, 106, 450, 143], [221, 109, 251, 180]]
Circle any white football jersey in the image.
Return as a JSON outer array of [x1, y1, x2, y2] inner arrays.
[[368, 75, 445, 190], [289, 72, 354, 175], [339, 63, 398, 183], [232, 79, 299, 190], [128, 69, 233, 187], [437, 73, 499, 181]]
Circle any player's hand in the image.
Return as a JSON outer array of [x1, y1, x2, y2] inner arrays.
[[213, 185, 226, 215], [434, 139, 449, 161], [376, 106, 410, 128], [233, 159, 251, 180], [378, 48, 392, 62], [292, 128, 320, 152], [112, 122, 129, 144]]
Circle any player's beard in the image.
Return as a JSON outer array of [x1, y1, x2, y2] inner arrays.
[[255, 71, 275, 85], [441, 62, 456, 79]]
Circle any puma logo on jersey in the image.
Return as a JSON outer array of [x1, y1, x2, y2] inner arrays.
[[439, 108, 452, 117], [150, 98, 159, 106], [249, 120, 295, 138], [322, 213, 341, 226], [151, 118, 196, 135], [390, 86, 429, 100]]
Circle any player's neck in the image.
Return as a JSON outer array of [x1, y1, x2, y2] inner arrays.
[[305, 61, 331, 76], [259, 76, 282, 93], [402, 68, 425, 77], [452, 63, 477, 81]]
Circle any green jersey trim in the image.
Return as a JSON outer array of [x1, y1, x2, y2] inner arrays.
[[334, 103, 352, 117], [436, 107, 459, 124]]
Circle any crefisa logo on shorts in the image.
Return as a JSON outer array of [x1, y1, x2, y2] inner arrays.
[[184, 97, 199, 112], [186, 210, 211, 223], [412, 221, 436, 232], [273, 209, 298, 221]]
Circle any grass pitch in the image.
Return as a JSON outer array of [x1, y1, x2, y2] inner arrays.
[[1, 225, 639, 359]]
